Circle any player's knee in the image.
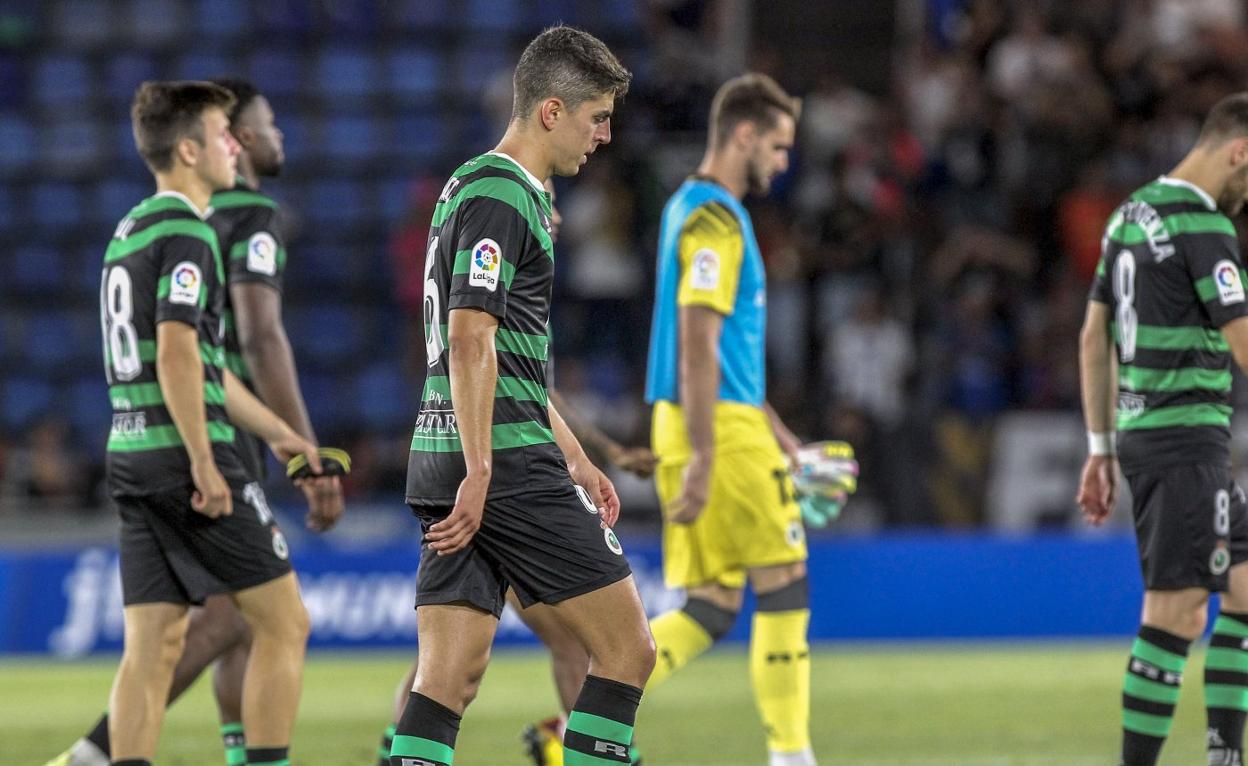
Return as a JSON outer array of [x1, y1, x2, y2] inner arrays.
[[755, 576, 809, 614], [683, 597, 739, 642], [637, 631, 658, 680], [157, 623, 188, 668]]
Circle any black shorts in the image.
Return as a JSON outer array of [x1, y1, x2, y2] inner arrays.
[[117, 480, 293, 606], [411, 481, 633, 617], [1127, 464, 1248, 591]]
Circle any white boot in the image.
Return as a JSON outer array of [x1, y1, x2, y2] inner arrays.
[[769, 747, 817, 766]]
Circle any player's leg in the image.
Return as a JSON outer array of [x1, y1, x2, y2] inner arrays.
[[230, 572, 310, 766], [549, 576, 656, 765], [748, 561, 813, 766], [389, 603, 498, 766], [212, 634, 252, 766], [512, 588, 591, 766], [647, 581, 741, 689], [1205, 478, 1248, 766], [108, 602, 190, 763]]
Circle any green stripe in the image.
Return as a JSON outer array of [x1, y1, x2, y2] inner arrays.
[[226, 350, 249, 380], [1118, 402, 1232, 431], [1119, 365, 1232, 393], [1132, 182, 1208, 207], [432, 176, 553, 258], [220, 722, 244, 735], [104, 219, 220, 264], [410, 420, 555, 452], [565, 752, 625, 766], [423, 375, 547, 405], [1206, 684, 1248, 711], [1122, 709, 1173, 737], [389, 734, 453, 765], [1107, 211, 1234, 245], [106, 340, 223, 368], [452, 153, 530, 179], [452, 247, 517, 289], [211, 190, 278, 210], [109, 381, 225, 408], [1196, 270, 1248, 303], [129, 195, 198, 219], [107, 421, 235, 452], [1215, 615, 1248, 638], [1095, 259, 1105, 278], [1122, 673, 1181, 704], [1113, 323, 1229, 352], [497, 328, 549, 361], [245, 761, 288, 766], [228, 239, 287, 270], [566, 711, 634, 746], [1206, 647, 1248, 673], [1131, 638, 1187, 672]]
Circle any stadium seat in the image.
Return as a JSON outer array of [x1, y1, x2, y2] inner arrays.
[[31, 54, 92, 109], [453, 43, 510, 93], [22, 313, 79, 372], [322, 0, 381, 36], [41, 119, 104, 176], [298, 371, 350, 433], [51, 0, 114, 47], [385, 0, 452, 32], [321, 114, 384, 164], [466, 0, 521, 31], [0, 53, 26, 109], [75, 244, 106, 296], [304, 179, 370, 232], [286, 304, 364, 368], [248, 48, 304, 99], [67, 375, 110, 440], [0, 376, 56, 432], [393, 112, 446, 162], [173, 50, 232, 82], [104, 53, 159, 105], [315, 47, 379, 100], [193, 0, 249, 41], [254, 0, 314, 39], [355, 361, 411, 431], [386, 47, 443, 101], [124, 0, 185, 47], [12, 245, 65, 295], [94, 178, 150, 227], [0, 113, 34, 175], [0, 185, 15, 233], [29, 182, 83, 232]]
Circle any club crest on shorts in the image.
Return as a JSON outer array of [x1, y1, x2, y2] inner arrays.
[[272, 528, 289, 560], [603, 528, 623, 555], [786, 521, 804, 547], [1211, 542, 1231, 576]]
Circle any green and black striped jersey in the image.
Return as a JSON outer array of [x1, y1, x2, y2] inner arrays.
[[1089, 176, 1248, 472], [406, 152, 566, 505], [208, 179, 287, 481], [101, 192, 250, 496]]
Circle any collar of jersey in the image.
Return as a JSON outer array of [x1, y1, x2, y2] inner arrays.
[[152, 190, 209, 220], [1157, 175, 1217, 211], [486, 151, 545, 193]]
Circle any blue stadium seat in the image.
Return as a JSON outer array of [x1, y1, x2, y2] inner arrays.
[[23, 313, 78, 372], [1, 377, 56, 432], [466, 0, 521, 31], [305, 179, 370, 231], [254, 0, 314, 38], [248, 48, 304, 99], [355, 361, 411, 431], [52, 0, 114, 47], [13, 245, 66, 294], [105, 53, 159, 105], [386, 47, 443, 101], [315, 47, 379, 100], [453, 42, 510, 93], [0, 52, 26, 109], [173, 50, 232, 82], [193, 0, 249, 41], [298, 372, 349, 433], [30, 182, 84, 232], [76, 244, 106, 296], [323, 0, 381, 35], [68, 375, 110, 440], [0, 185, 15, 232], [321, 114, 384, 164], [533, 0, 582, 26], [0, 312, 22, 364], [0, 113, 34, 175], [271, 109, 308, 167], [377, 176, 415, 225], [394, 111, 446, 162], [94, 178, 149, 227], [286, 304, 362, 368], [112, 123, 146, 168], [124, 0, 185, 47], [31, 54, 92, 109], [41, 119, 104, 176], [289, 242, 352, 288], [386, 0, 451, 32]]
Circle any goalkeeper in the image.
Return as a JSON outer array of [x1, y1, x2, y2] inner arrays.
[[641, 73, 856, 766]]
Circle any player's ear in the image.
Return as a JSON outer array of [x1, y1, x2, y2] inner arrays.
[[1232, 137, 1248, 167], [539, 98, 562, 131], [173, 135, 199, 168], [733, 120, 758, 150]]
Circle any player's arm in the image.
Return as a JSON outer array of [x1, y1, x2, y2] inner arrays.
[[1076, 299, 1119, 526], [157, 320, 229, 518], [549, 389, 657, 478], [550, 398, 621, 526], [425, 307, 499, 555], [231, 281, 343, 530], [222, 368, 319, 470], [762, 400, 801, 465], [671, 304, 722, 524]]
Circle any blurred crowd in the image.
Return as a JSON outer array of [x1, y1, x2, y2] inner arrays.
[[6, 0, 1248, 528]]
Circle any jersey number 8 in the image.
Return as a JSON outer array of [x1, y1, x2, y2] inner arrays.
[[1113, 250, 1138, 363], [100, 266, 142, 383]]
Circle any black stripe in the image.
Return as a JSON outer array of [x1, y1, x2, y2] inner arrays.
[[1205, 669, 1248, 687], [700, 201, 739, 231], [1122, 694, 1175, 717], [1128, 348, 1229, 371], [562, 731, 631, 763], [1133, 389, 1233, 411], [1210, 634, 1248, 650]]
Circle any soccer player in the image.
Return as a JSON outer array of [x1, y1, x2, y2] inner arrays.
[[643, 73, 816, 766], [48, 79, 342, 766], [93, 81, 318, 766], [374, 180, 655, 766], [1079, 92, 1248, 766], [392, 26, 655, 766]]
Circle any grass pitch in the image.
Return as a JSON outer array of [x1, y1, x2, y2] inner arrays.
[[0, 643, 1211, 765]]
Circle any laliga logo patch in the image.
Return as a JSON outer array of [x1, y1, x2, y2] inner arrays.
[[247, 231, 278, 276], [169, 261, 202, 305], [1215, 259, 1245, 305], [603, 528, 623, 555], [469, 238, 501, 292], [690, 248, 720, 290]]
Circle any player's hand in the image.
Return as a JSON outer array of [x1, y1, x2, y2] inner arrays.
[[302, 475, 344, 532], [570, 460, 622, 527], [427, 473, 490, 555], [1076, 455, 1119, 526], [608, 444, 659, 479], [798, 491, 845, 528], [190, 457, 231, 518], [268, 430, 321, 471], [668, 453, 711, 524]]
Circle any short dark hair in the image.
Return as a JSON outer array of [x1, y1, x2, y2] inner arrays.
[[131, 80, 235, 172], [709, 73, 802, 148], [1198, 93, 1248, 146], [209, 77, 261, 129], [512, 26, 632, 120]]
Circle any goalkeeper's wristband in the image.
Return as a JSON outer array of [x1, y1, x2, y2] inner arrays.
[[286, 447, 352, 481], [1087, 431, 1115, 457]]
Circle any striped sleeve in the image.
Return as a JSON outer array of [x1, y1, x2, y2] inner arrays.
[[676, 202, 744, 315], [155, 233, 217, 328], [1185, 230, 1248, 328], [445, 177, 535, 320], [225, 205, 285, 292]]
